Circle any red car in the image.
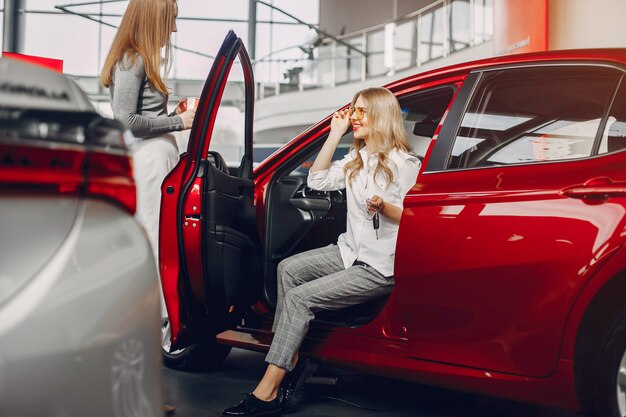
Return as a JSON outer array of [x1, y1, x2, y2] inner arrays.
[[159, 31, 626, 417]]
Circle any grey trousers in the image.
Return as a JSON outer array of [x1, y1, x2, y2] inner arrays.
[[265, 244, 394, 371]]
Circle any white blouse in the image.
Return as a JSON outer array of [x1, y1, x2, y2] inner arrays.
[[308, 147, 421, 277]]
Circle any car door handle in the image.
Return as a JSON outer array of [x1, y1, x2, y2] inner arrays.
[[289, 197, 331, 212], [560, 177, 626, 201]]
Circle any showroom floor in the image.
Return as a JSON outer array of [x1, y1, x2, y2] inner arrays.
[[162, 349, 581, 417]]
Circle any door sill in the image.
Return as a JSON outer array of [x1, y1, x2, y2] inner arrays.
[[216, 328, 273, 352]]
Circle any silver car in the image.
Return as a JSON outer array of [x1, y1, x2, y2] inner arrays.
[[0, 58, 162, 417]]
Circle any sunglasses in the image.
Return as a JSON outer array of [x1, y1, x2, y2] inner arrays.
[[348, 106, 367, 120]]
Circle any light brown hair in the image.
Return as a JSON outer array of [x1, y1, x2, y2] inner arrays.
[[344, 87, 410, 185], [99, 0, 177, 95]]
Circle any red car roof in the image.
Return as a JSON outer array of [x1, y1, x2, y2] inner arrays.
[[387, 48, 626, 91]]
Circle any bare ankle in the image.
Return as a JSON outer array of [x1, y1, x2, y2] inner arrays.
[[251, 388, 277, 402]]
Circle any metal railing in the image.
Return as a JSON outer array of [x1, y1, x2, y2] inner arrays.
[[255, 0, 493, 99], [47, 0, 492, 105]]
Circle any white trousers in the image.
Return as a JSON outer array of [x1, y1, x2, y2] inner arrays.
[[131, 135, 179, 317]]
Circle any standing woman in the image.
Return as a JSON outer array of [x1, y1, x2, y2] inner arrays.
[[100, 0, 195, 259], [222, 87, 421, 417]]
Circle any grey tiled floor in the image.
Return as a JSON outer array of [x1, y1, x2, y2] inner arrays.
[[162, 348, 580, 417]]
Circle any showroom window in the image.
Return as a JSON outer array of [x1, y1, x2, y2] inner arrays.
[[448, 0, 471, 53], [447, 66, 622, 170], [419, 4, 444, 63]]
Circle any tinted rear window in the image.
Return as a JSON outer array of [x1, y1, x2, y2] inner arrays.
[[448, 66, 621, 169]]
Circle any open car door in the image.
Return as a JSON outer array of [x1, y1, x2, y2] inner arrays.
[[160, 31, 258, 351]]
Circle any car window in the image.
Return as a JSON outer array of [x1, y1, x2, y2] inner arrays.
[[400, 86, 455, 159], [253, 144, 281, 165], [285, 86, 456, 177], [208, 58, 246, 168], [447, 66, 622, 170], [287, 136, 352, 176], [599, 77, 626, 154]]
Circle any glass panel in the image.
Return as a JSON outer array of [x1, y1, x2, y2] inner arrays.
[[366, 29, 385, 77], [288, 134, 352, 176], [395, 19, 416, 71], [599, 79, 626, 154], [208, 60, 246, 167], [174, 24, 247, 80], [254, 23, 277, 83], [448, 0, 470, 53], [178, 0, 247, 20], [257, 0, 320, 24], [400, 87, 455, 159], [27, 0, 127, 14], [25, 0, 58, 11], [336, 35, 363, 85], [98, 1, 128, 15], [24, 14, 99, 75], [347, 36, 364, 83], [99, 17, 122, 73], [254, 22, 318, 85], [253, 144, 282, 165], [254, 61, 272, 85], [335, 43, 349, 85], [256, 5, 293, 23], [448, 67, 621, 170], [419, 5, 444, 64], [473, 0, 494, 45], [315, 42, 333, 88], [256, 7, 294, 23]]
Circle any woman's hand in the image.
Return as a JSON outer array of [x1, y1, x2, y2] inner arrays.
[[310, 108, 349, 174], [174, 98, 185, 115], [368, 194, 402, 224], [367, 195, 385, 213], [174, 97, 199, 115], [179, 108, 196, 130], [330, 109, 351, 136]]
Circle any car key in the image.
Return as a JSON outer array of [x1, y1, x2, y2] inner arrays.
[[373, 211, 379, 240]]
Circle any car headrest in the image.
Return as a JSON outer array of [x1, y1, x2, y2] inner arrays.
[[207, 151, 230, 175]]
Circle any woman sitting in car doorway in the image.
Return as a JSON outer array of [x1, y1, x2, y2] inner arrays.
[[222, 87, 421, 417]]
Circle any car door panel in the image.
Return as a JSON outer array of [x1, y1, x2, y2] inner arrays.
[[202, 160, 260, 316], [393, 64, 626, 377], [160, 31, 256, 349], [396, 161, 626, 376]]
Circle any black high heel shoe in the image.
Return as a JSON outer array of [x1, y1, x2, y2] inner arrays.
[[221, 393, 281, 417], [279, 358, 318, 413]]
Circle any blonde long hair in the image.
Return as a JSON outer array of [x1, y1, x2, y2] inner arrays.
[[344, 87, 410, 185], [99, 0, 177, 95]]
